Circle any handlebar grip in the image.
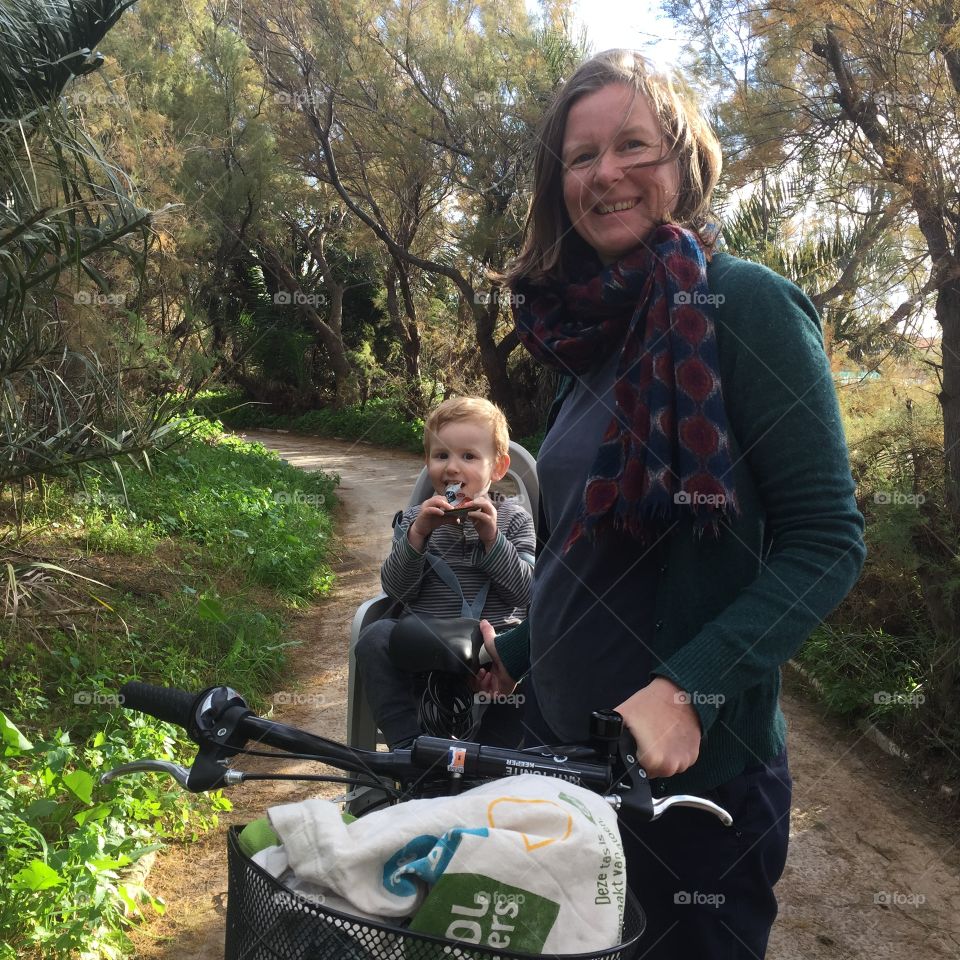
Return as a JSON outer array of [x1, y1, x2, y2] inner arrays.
[[119, 681, 197, 730]]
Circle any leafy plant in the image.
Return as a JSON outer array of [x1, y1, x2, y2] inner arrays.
[[0, 708, 228, 960]]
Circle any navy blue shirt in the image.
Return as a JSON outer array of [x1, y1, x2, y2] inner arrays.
[[530, 346, 665, 743]]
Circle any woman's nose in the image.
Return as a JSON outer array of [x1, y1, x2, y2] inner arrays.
[[591, 147, 624, 189]]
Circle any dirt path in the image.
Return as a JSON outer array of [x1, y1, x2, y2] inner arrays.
[[129, 432, 423, 960], [130, 430, 960, 960]]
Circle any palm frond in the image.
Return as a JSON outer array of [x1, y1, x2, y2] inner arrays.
[[0, 0, 137, 119], [0, 0, 179, 489]]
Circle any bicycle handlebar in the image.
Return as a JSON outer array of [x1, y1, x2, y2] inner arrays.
[[105, 681, 734, 826], [120, 680, 195, 728]]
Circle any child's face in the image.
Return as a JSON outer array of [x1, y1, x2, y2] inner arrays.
[[426, 419, 509, 501]]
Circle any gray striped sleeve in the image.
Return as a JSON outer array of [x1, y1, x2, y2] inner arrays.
[[474, 504, 535, 608], [380, 506, 428, 601]]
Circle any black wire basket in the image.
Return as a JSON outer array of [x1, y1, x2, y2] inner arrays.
[[225, 825, 646, 960]]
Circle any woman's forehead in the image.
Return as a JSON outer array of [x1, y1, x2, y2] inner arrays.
[[563, 84, 660, 144]]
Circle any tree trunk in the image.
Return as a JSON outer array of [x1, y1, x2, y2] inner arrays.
[[384, 264, 422, 403], [312, 319, 357, 407], [928, 278, 960, 723], [937, 278, 960, 511]]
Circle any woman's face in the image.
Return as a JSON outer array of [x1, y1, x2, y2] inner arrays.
[[561, 83, 681, 264]]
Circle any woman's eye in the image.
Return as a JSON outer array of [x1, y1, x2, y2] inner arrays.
[[568, 152, 592, 166]]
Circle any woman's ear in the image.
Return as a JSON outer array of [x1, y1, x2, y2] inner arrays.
[[491, 453, 511, 482]]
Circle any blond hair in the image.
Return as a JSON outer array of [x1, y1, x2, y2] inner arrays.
[[499, 49, 722, 287], [424, 397, 510, 460]]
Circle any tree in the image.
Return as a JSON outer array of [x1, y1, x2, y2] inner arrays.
[[240, 0, 585, 432], [718, 172, 901, 354], [0, 0, 172, 495], [666, 0, 960, 725]]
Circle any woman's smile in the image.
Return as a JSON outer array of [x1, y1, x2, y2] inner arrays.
[[595, 198, 640, 214]]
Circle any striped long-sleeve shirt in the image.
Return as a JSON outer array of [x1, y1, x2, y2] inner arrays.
[[381, 499, 535, 629]]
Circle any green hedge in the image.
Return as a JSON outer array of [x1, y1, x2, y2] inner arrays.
[[192, 391, 423, 453], [192, 390, 548, 460]]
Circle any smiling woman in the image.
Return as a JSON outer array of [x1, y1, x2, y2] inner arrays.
[[482, 48, 867, 960]]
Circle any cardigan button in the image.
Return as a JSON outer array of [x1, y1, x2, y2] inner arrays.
[[659, 564, 667, 575], [655, 619, 664, 631]]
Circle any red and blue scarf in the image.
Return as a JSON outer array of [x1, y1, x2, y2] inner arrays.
[[511, 223, 739, 551]]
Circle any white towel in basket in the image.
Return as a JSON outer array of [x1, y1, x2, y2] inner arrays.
[[251, 773, 626, 955]]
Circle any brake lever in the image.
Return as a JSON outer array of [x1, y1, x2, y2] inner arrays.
[[595, 711, 733, 827], [652, 793, 733, 826], [100, 759, 192, 788], [99, 749, 240, 793]]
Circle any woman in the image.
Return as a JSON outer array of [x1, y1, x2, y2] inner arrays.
[[475, 50, 866, 958]]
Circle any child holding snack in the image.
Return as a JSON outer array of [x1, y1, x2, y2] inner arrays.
[[354, 397, 535, 748]]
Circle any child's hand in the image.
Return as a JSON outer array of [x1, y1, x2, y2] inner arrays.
[[467, 495, 498, 549], [473, 619, 517, 696], [408, 495, 457, 551]]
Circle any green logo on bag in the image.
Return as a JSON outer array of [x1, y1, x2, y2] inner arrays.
[[408, 873, 559, 952], [558, 790, 597, 825]]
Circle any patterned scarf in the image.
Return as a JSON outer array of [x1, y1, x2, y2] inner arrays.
[[511, 223, 739, 551]]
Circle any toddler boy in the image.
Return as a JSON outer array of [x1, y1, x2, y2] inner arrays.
[[354, 397, 535, 748]]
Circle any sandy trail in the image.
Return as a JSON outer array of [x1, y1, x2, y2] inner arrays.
[[130, 429, 960, 960]]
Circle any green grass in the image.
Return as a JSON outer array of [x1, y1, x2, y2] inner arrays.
[[193, 388, 547, 458], [0, 416, 340, 958], [48, 416, 339, 599]]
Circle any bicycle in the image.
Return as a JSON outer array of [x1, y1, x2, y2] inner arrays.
[[102, 663, 732, 960]]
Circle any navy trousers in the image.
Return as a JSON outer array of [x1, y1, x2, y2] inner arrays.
[[521, 680, 792, 960]]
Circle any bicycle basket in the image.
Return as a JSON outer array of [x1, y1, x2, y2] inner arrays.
[[226, 825, 645, 960]]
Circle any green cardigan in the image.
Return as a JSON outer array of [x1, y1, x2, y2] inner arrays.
[[496, 252, 867, 796]]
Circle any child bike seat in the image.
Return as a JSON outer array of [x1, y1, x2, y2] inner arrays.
[[388, 616, 484, 677]]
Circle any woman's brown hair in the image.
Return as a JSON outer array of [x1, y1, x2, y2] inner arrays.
[[498, 49, 722, 288]]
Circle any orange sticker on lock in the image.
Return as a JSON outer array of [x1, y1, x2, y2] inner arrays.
[[446, 747, 467, 774]]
